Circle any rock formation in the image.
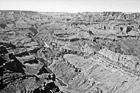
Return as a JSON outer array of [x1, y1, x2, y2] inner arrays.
[[1, 11, 140, 93]]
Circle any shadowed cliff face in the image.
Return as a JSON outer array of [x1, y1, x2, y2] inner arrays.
[[1, 11, 140, 93]]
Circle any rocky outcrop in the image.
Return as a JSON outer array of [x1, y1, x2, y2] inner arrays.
[[0, 45, 60, 93]]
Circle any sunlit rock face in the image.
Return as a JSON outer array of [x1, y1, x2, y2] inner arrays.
[[1, 11, 140, 93]]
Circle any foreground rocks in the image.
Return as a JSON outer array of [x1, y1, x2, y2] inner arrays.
[[1, 10, 140, 93]]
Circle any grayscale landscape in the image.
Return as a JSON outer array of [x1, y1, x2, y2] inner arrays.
[[1, 9, 140, 93]]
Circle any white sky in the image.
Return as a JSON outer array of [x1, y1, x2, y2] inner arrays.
[[0, 0, 140, 13]]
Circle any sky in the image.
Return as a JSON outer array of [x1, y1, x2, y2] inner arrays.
[[0, 0, 140, 13]]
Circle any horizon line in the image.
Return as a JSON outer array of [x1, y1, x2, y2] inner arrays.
[[0, 9, 139, 14]]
